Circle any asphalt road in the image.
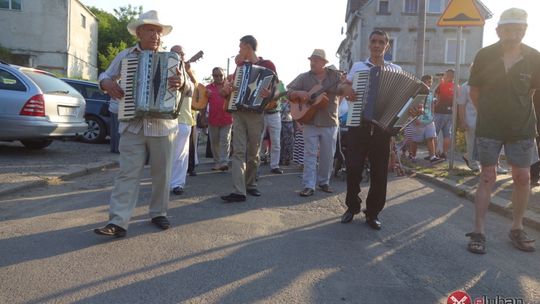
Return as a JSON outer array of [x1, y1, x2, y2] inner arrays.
[[0, 161, 539, 304]]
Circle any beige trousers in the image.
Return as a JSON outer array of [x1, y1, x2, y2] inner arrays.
[[231, 111, 264, 195], [108, 130, 175, 229]]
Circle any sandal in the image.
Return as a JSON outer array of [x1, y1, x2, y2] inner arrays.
[[465, 232, 486, 254], [509, 229, 536, 252]]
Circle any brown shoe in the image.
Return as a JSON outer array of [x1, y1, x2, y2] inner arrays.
[[318, 184, 333, 193], [299, 188, 314, 197]]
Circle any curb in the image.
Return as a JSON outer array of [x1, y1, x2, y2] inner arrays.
[[408, 167, 540, 232], [0, 161, 118, 198]]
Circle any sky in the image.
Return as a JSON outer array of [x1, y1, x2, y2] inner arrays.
[[81, 0, 540, 84]]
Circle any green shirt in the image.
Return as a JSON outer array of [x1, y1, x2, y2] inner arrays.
[[469, 42, 540, 141]]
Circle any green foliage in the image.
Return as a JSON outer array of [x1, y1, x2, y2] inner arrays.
[[89, 5, 142, 73]]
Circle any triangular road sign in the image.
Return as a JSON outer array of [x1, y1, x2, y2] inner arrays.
[[437, 0, 485, 27]]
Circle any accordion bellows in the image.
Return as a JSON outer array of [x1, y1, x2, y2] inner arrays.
[[119, 51, 184, 121], [346, 66, 426, 131]]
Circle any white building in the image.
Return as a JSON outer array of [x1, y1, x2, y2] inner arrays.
[[0, 0, 98, 80], [338, 0, 491, 80]]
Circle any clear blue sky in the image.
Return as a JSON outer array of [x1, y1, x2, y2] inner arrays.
[[82, 0, 539, 83]]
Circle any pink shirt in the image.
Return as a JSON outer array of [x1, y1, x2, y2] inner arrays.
[[206, 83, 233, 126]]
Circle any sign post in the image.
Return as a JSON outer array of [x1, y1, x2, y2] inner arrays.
[[437, 0, 485, 169]]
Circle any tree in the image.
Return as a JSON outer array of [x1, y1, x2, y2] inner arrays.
[[89, 5, 142, 73]]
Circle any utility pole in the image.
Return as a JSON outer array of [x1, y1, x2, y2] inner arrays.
[[415, 0, 427, 78]]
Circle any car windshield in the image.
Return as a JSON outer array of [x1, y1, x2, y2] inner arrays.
[[22, 70, 81, 97]]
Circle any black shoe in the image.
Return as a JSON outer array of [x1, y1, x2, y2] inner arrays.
[[340, 211, 355, 223], [270, 168, 283, 174], [246, 188, 261, 196], [366, 216, 382, 230], [172, 186, 184, 195], [188, 171, 197, 176], [94, 224, 126, 237], [151, 216, 171, 230], [219, 165, 229, 171], [221, 193, 246, 203]]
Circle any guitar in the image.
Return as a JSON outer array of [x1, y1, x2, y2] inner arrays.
[[183, 50, 208, 111], [290, 77, 342, 123]]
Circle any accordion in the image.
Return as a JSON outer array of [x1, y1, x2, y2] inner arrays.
[[346, 66, 427, 132], [226, 62, 277, 112], [118, 51, 185, 121]]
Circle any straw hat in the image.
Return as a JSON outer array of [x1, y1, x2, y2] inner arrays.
[[127, 10, 173, 36], [308, 49, 328, 62]]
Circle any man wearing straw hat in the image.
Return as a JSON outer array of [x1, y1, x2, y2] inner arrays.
[[288, 49, 343, 198], [94, 10, 192, 237], [466, 8, 540, 254]]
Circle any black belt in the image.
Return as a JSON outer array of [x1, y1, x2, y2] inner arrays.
[[265, 110, 279, 114]]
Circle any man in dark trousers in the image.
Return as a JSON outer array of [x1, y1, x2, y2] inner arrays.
[[339, 30, 403, 230]]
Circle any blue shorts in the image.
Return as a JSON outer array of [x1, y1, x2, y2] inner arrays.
[[476, 137, 539, 168], [434, 114, 452, 138], [411, 122, 436, 143]]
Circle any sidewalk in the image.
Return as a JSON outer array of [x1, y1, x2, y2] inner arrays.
[[1, 139, 539, 231], [400, 148, 540, 231]]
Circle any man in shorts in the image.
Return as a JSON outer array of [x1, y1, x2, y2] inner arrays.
[[466, 8, 540, 254]]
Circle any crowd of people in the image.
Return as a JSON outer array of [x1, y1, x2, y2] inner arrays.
[[92, 8, 539, 255]]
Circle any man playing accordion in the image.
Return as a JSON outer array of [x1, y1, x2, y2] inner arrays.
[[220, 35, 278, 203], [94, 11, 193, 237], [339, 30, 403, 230]]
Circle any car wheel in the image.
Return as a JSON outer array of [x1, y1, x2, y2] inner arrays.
[[20, 139, 53, 149], [81, 115, 107, 144]]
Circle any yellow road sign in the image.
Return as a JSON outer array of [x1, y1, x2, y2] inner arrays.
[[437, 0, 485, 27]]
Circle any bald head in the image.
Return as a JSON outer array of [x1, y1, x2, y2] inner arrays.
[[171, 45, 185, 61]]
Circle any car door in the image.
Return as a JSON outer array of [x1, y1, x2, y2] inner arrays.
[[0, 68, 33, 139]]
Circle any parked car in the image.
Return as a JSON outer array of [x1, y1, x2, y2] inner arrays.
[[0, 62, 87, 149], [61, 78, 111, 144]]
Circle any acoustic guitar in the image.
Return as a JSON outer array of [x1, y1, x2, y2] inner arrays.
[[289, 77, 342, 123], [183, 51, 209, 111], [289, 84, 330, 124]]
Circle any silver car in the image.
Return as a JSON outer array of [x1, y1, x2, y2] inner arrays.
[[0, 63, 87, 149]]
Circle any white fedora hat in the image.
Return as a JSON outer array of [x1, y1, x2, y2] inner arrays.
[[127, 10, 173, 36]]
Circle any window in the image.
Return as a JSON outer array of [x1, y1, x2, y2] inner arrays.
[[81, 14, 86, 28], [384, 38, 396, 62], [403, 0, 418, 13], [445, 38, 466, 64], [378, 0, 390, 14], [0, 69, 26, 91], [427, 0, 443, 13], [0, 0, 21, 10]]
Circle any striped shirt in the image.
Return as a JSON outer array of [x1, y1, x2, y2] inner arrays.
[[98, 44, 193, 137]]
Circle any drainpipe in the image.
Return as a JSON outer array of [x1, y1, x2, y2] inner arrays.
[[66, 0, 71, 77]]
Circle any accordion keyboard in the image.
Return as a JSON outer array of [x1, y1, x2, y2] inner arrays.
[[346, 70, 370, 127], [227, 66, 244, 112], [119, 57, 139, 120]]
